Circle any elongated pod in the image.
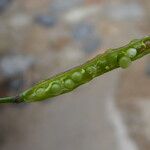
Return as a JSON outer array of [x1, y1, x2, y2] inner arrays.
[[0, 36, 150, 103]]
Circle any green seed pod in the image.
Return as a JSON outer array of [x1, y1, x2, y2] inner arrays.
[[129, 39, 146, 49], [127, 48, 137, 58], [64, 79, 75, 89], [0, 36, 149, 103], [97, 59, 107, 71], [86, 66, 97, 77], [51, 83, 61, 95], [134, 41, 146, 49], [71, 72, 83, 82], [129, 39, 139, 45], [107, 52, 118, 66], [119, 56, 132, 69], [36, 88, 45, 97]]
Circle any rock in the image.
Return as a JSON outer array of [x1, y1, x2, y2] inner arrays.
[[0, 54, 35, 95], [83, 37, 101, 54], [0, 54, 34, 77], [72, 23, 93, 40], [0, 0, 12, 13], [34, 15, 56, 27], [105, 2, 144, 21], [72, 23, 101, 53], [64, 5, 100, 23], [48, 0, 83, 14], [9, 14, 31, 28]]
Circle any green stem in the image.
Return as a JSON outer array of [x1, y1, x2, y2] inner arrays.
[[0, 36, 150, 104], [0, 97, 16, 103]]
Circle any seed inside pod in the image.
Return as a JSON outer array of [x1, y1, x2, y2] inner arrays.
[[71, 72, 83, 82], [36, 88, 45, 96], [127, 48, 137, 58], [119, 56, 132, 69], [105, 66, 110, 70], [51, 83, 61, 94], [64, 79, 75, 89]]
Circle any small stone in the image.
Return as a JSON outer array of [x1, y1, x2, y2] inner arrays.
[[9, 14, 31, 28], [0, 0, 12, 13], [72, 23, 101, 54], [1, 55, 34, 77], [35, 15, 56, 27], [72, 23, 93, 40]]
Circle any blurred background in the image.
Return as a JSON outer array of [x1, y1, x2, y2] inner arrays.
[[0, 0, 149, 150]]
